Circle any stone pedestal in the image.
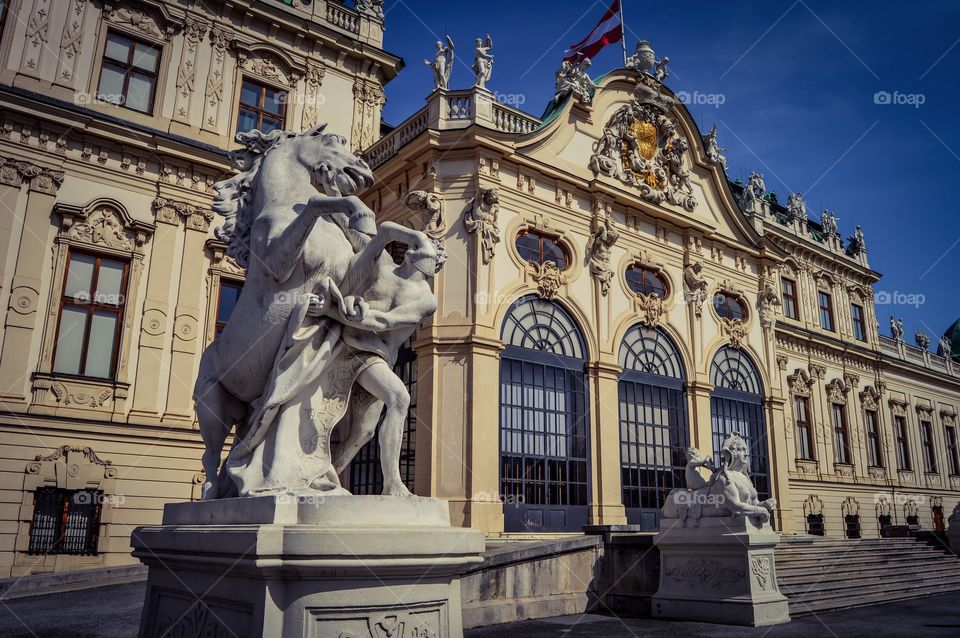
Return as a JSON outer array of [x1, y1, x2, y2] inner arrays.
[[948, 520, 960, 555], [651, 517, 790, 627], [131, 495, 485, 638]]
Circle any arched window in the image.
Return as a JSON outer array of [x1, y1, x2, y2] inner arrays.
[[349, 345, 417, 494], [618, 325, 688, 530], [515, 230, 569, 269], [625, 266, 668, 298], [714, 292, 746, 321], [709, 347, 770, 501], [500, 295, 589, 532]]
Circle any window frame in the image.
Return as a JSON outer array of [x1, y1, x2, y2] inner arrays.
[[514, 230, 569, 270], [894, 415, 912, 471], [0, 1, 8, 41], [794, 395, 815, 461], [781, 277, 799, 320], [850, 303, 867, 341], [27, 487, 103, 556], [625, 265, 668, 298], [214, 279, 243, 338], [920, 420, 938, 474], [97, 30, 161, 115], [946, 425, 960, 476], [865, 410, 884, 468], [831, 403, 851, 465], [52, 249, 130, 379], [818, 291, 834, 331], [236, 77, 288, 134], [714, 292, 747, 321]]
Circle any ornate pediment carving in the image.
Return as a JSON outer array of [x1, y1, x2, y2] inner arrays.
[[825, 378, 850, 404], [720, 317, 746, 349], [103, 2, 180, 41], [589, 86, 696, 211], [530, 260, 563, 300], [859, 385, 881, 410], [234, 44, 301, 88], [57, 199, 153, 251], [787, 368, 814, 396]]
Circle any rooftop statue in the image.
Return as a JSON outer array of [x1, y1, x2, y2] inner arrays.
[[472, 34, 494, 90], [820, 209, 839, 237], [891, 316, 904, 341], [661, 433, 777, 526], [846, 224, 866, 256], [939, 334, 953, 358], [625, 40, 669, 81], [425, 36, 455, 90], [785, 191, 807, 223], [554, 55, 594, 104], [354, 0, 384, 20], [196, 125, 437, 500], [702, 123, 726, 170], [739, 171, 765, 212]]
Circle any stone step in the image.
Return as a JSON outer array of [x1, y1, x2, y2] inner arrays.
[[781, 566, 960, 594], [776, 545, 946, 559], [776, 552, 949, 571], [776, 539, 927, 552], [778, 561, 960, 586], [787, 578, 960, 615]]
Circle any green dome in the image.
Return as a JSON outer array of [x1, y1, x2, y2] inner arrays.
[[945, 319, 960, 360]]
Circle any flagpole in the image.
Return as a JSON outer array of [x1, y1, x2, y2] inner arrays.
[[619, 0, 628, 66]]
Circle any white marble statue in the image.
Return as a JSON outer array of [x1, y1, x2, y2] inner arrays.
[[702, 123, 726, 170], [554, 56, 594, 104], [464, 186, 501, 264], [196, 125, 437, 500], [820, 209, 839, 237], [472, 34, 494, 89], [891, 316, 904, 341], [739, 172, 765, 211], [847, 224, 866, 256], [916, 331, 932, 351], [653, 56, 670, 82], [425, 36, 454, 90], [939, 334, 953, 358], [661, 433, 777, 526], [785, 191, 806, 223], [355, 0, 384, 20]]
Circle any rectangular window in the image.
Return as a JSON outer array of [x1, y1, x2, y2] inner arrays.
[[794, 396, 814, 460], [53, 251, 129, 379], [237, 78, 286, 134], [215, 280, 243, 338], [921, 421, 938, 473], [865, 410, 883, 467], [28, 488, 102, 556], [851, 304, 866, 341], [818, 291, 834, 331], [844, 514, 861, 539], [781, 278, 799, 320], [947, 426, 960, 475], [895, 415, 911, 471], [806, 513, 825, 536], [97, 32, 160, 114], [832, 403, 851, 464]]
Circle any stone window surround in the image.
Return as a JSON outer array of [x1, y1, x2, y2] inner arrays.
[[624, 260, 671, 301], [204, 239, 245, 346], [31, 199, 154, 414], [232, 74, 290, 138]]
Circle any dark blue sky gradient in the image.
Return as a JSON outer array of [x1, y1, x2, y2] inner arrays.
[[375, 0, 960, 341]]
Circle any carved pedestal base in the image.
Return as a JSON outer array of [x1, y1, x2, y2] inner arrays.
[[651, 517, 790, 627], [131, 495, 485, 638]]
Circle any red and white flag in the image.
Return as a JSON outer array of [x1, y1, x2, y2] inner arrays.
[[563, 0, 623, 62]]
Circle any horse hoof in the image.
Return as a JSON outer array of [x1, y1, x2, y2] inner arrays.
[[200, 482, 219, 501]]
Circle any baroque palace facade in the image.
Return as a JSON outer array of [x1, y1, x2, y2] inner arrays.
[[0, 0, 958, 578]]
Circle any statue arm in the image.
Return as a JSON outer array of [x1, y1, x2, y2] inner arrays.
[[352, 297, 438, 332]]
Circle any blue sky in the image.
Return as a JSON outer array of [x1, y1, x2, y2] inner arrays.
[[376, 0, 960, 343]]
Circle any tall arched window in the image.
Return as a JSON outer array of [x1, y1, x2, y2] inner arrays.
[[500, 295, 589, 532], [349, 344, 417, 494], [618, 325, 688, 530], [709, 347, 770, 500]]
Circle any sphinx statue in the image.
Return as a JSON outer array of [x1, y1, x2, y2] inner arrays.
[[661, 432, 777, 526]]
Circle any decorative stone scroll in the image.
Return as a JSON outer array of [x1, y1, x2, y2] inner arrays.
[[590, 84, 697, 211]]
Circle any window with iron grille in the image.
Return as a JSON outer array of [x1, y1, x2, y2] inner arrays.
[[515, 231, 568, 269], [895, 415, 911, 470], [499, 296, 589, 533], [850, 304, 866, 341], [865, 410, 883, 467], [818, 291, 834, 331], [807, 513, 825, 535], [625, 266, 667, 298], [349, 346, 417, 494], [781, 278, 799, 320], [947, 426, 960, 475], [794, 396, 814, 460], [28, 488, 102, 556], [237, 78, 287, 134], [832, 403, 851, 465], [618, 325, 688, 531], [921, 421, 938, 473], [97, 32, 160, 114], [906, 514, 919, 526], [710, 347, 769, 501], [878, 514, 892, 528], [53, 250, 129, 379], [844, 514, 861, 539], [215, 280, 243, 338]]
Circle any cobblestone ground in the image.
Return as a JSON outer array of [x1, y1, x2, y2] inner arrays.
[[2, 583, 959, 637]]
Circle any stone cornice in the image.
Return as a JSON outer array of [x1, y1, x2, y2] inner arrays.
[[0, 155, 64, 193], [153, 196, 214, 231]]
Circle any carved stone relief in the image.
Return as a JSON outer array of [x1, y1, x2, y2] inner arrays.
[[464, 187, 500, 264], [173, 18, 210, 122], [531, 261, 563, 300], [351, 79, 385, 151], [202, 28, 231, 131]]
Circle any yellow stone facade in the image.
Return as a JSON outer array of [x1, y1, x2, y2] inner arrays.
[[0, 0, 957, 580]]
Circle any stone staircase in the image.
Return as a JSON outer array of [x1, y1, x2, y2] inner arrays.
[[776, 535, 960, 615]]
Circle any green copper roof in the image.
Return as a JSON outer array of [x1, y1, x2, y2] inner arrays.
[[945, 318, 960, 360]]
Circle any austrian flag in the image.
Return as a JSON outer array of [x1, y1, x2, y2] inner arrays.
[[563, 0, 623, 62]]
